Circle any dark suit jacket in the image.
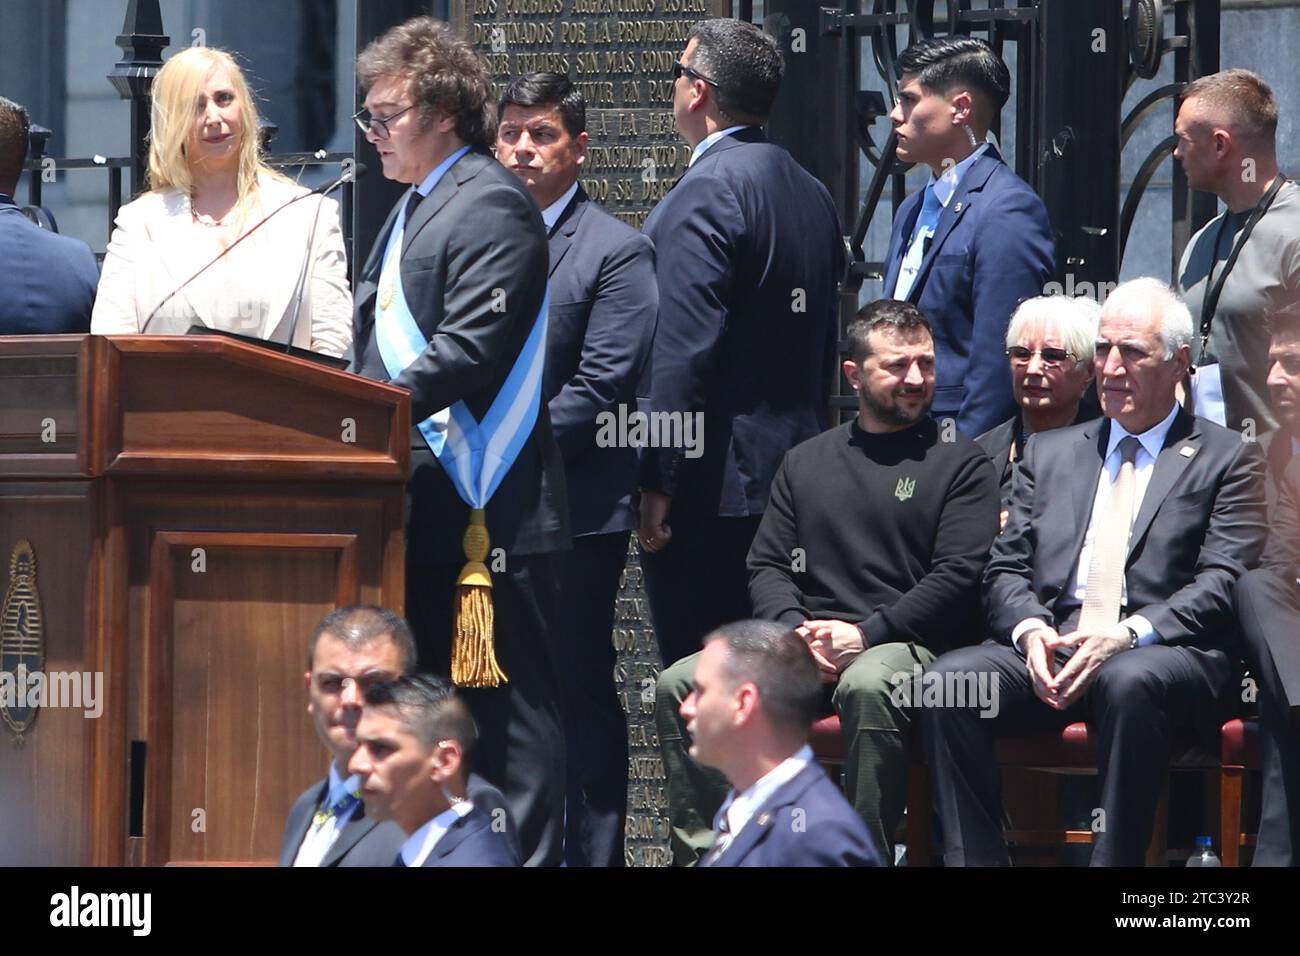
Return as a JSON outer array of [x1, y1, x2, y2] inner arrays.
[[976, 405, 1100, 507], [417, 806, 519, 867], [0, 193, 98, 333], [704, 762, 882, 867], [279, 778, 403, 867], [1260, 430, 1295, 514], [544, 186, 656, 537], [351, 149, 568, 563], [640, 127, 844, 518], [985, 409, 1268, 651], [280, 770, 517, 867], [1263, 454, 1300, 579], [883, 147, 1055, 437]]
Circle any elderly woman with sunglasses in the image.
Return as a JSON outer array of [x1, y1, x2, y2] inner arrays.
[[92, 47, 352, 357], [976, 295, 1103, 525]]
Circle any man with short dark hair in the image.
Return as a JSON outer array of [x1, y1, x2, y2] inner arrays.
[[496, 73, 656, 867], [656, 300, 1000, 863], [349, 16, 568, 866], [925, 278, 1268, 866], [639, 18, 845, 669], [350, 674, 518, 867], [1232, 314, 1300, 866], [1176, 69, 1300, 434], [883, 36, 1055, 437], [281, 605, 515, 866], [0, 95, 98, 333], [682, 619, 880, 867]]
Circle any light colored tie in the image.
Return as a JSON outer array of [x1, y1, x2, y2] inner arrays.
[[892, 184, 942, 300], [703, 814, 733, 866], [1078, 436, 1143, 631]]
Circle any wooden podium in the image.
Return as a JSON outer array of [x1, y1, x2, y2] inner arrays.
[[0, 334, 409, 865]]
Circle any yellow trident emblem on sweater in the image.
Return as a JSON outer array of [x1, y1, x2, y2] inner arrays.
[[895, 477, 916, 502]]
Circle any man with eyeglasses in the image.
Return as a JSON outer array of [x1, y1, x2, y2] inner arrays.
[[925, 277, 1268, 866], [977, 295, 1101, 523], [638, 18, 845, 671], [280, 605, 516, 866], [348, 17, 568, 867]]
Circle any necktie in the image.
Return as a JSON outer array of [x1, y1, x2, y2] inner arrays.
[[392, 852, 407, 868], [703, 814, 733, 866], [1078, 436, 1143, 631], [405, 188, 424, 225], [312, 787, 360, 830], [892, 184, 942, 300]]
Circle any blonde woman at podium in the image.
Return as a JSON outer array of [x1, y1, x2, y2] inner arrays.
[[91, 47, 352, 358]]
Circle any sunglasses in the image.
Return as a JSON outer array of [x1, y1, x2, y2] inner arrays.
[[352, 103, 416, 141], [673, 60, 718, 86], [1006, 345, 1077, 368]]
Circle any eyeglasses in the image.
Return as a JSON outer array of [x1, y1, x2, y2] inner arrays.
[[1007, 345, 1077, 369], [353, 104, 416, 140], [673, 60, 718, 87], [1093, 341, 1155, 364]]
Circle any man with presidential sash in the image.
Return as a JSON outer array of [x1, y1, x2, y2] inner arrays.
[[350, 16, 569, 867]]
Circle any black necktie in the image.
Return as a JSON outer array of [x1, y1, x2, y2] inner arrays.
[[392, 852, 406, 867], [405, 189, 423, 224]]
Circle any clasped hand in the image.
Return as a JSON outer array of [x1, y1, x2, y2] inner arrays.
[[796, 619, 866, 684], [1022, 625, 1131, 710]]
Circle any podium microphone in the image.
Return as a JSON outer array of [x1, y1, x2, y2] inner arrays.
[[141, 162, 369, 335]]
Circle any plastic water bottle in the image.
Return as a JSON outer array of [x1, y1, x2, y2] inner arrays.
[[1186, 835, 1221, 867]]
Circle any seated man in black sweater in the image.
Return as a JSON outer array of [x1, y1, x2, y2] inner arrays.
[[654, 300, 1001, 864]]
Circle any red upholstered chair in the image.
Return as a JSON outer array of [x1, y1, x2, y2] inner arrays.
[[1219, 717, 1262, 867], [809, 715, 1244, 866]]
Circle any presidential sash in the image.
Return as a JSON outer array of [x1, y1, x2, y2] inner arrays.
[[375, 194, 549, 687]]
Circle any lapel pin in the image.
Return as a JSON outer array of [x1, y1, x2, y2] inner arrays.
[[757, 812, 771, 827], [1179, 445, 1196, 458], [953, 201, 964, 213]]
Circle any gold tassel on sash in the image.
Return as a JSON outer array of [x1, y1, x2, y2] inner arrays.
[[452, 508, 507, 687]]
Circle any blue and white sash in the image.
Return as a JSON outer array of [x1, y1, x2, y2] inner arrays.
[[374, 198, 548, 509]]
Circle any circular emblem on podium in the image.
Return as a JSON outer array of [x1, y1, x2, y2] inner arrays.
[[1, 540, 45, 746]]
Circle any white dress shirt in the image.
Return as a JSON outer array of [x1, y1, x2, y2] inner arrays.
[[399, 799, 474, 867], [541, 181, 580, 234], [689, 125, 752, 167], [891, 143, 990, 301], [1013, 403, 1182, 650], [292, 764, 361, 867], [712, 744, 813, 850]]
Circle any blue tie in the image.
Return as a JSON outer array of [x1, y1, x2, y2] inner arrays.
[[893, 184, 942, 300]]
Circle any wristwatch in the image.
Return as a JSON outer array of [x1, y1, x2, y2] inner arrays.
[[1123, 624, 1139, 650]]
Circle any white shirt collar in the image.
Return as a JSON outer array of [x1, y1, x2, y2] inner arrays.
[[400, 800, 473, 867], [1104, 401, 1181, 467], [714, 744, 813, 840], [689, 125, 752, 167], [928, 142, 990, 207], [413, 144, 472, 198], [541, 180, 580, 232]]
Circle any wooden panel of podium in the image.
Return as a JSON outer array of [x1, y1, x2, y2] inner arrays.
[[0, 334, 409, 865]]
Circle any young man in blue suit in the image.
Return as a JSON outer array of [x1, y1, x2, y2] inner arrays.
[[883, 37, 1055, 438], [681, 619, 880, 867], [638, 19, 845, 668], [497, 73, 657, 868], [350, 674, 519, 867], [0, 96, 97, 333]]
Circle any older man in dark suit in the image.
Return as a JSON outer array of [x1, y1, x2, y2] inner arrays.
[[349, 675, 518, 867], [349, 17, 568, 866], [497, 73, 657, 867], [883, 36, 1055, 438], [638, 18, 844, 668], [925, 278, 1268, 866], [683, 619, 881, 867], [0, 96, 97, 333]]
